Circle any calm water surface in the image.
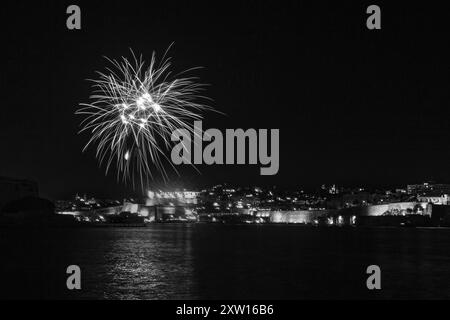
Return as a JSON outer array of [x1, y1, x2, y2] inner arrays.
[[1, 225, 449, 299]]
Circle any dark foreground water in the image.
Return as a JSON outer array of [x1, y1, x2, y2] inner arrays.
[[0, 224, 449, 299]]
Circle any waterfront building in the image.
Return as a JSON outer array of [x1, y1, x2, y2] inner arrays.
[[407, 183, 450, 196], [418, 194, 449, 205]]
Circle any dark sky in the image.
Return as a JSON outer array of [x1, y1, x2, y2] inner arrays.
[[1, 1, 450, 200]]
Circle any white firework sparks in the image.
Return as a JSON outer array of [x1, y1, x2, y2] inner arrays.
[[77, 47, 212, 189]]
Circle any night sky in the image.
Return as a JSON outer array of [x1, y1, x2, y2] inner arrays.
[[1, 1, 450, 200]]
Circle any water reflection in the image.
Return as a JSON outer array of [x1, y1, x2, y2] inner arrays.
[[1, 225, 450, 299]]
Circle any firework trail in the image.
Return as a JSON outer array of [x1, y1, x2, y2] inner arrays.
[[77, 46, 212, 189]]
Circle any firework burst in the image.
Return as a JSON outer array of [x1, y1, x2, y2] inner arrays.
[[77, 46, 212, 189]]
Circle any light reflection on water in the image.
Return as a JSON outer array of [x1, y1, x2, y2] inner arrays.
[[79, 226, 197, 299]]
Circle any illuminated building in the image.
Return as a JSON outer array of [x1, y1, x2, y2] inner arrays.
[[418, 194, 449, 205], [407, 183, 450, 196], [146, 190, 199, 205], [270, 210, 333, 224]]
